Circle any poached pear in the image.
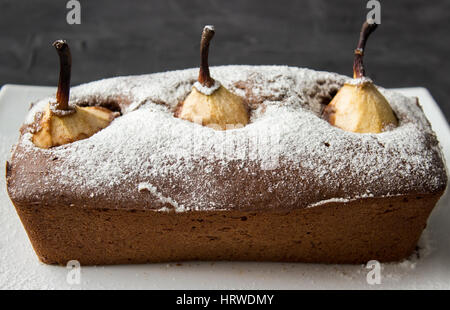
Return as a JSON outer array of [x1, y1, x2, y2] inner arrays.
[[323, 21, 398, 133], [32, 40, 117, 149], [176, 26, 248, 130]]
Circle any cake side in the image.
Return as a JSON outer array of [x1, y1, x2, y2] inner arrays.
[[6, 66, 448, 212], [13, 194, 439, 265]]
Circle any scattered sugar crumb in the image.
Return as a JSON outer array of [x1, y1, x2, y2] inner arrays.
[[138, 182, 184, 212]]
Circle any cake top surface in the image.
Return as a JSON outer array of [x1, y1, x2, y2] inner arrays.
[[7, 65, 448, 212]]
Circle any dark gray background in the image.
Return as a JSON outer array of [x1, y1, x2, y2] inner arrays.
[[0, 0, 449, 122]]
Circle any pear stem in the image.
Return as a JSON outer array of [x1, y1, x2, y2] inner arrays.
[[53, 40, 72, 110], [353, 21, 378, 79], [198, 25, 215, 87]]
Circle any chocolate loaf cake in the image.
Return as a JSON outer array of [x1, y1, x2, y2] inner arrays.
[[6, 65, 448, 265]]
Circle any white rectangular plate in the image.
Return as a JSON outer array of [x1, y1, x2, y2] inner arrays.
[[0, 84, 448, 290]]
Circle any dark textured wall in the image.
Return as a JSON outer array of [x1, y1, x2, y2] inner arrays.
[[0, 0, 448, 121]]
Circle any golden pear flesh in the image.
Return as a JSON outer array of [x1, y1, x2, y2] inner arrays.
[[324, 82, 398, 133], [177, 85, 248, 130], [32, 104, 117, 149]]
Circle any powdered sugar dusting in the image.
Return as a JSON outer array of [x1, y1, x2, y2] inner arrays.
[[8, 65, 447, 212], [193, 80, 221, 95], [346, 76, 373, 85], [49, 101, 76, 116]]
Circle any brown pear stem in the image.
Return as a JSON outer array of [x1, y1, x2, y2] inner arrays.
[[353, 21, 378, 79], [198, 25, 215, 87], [53, 40, 72, 110]]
